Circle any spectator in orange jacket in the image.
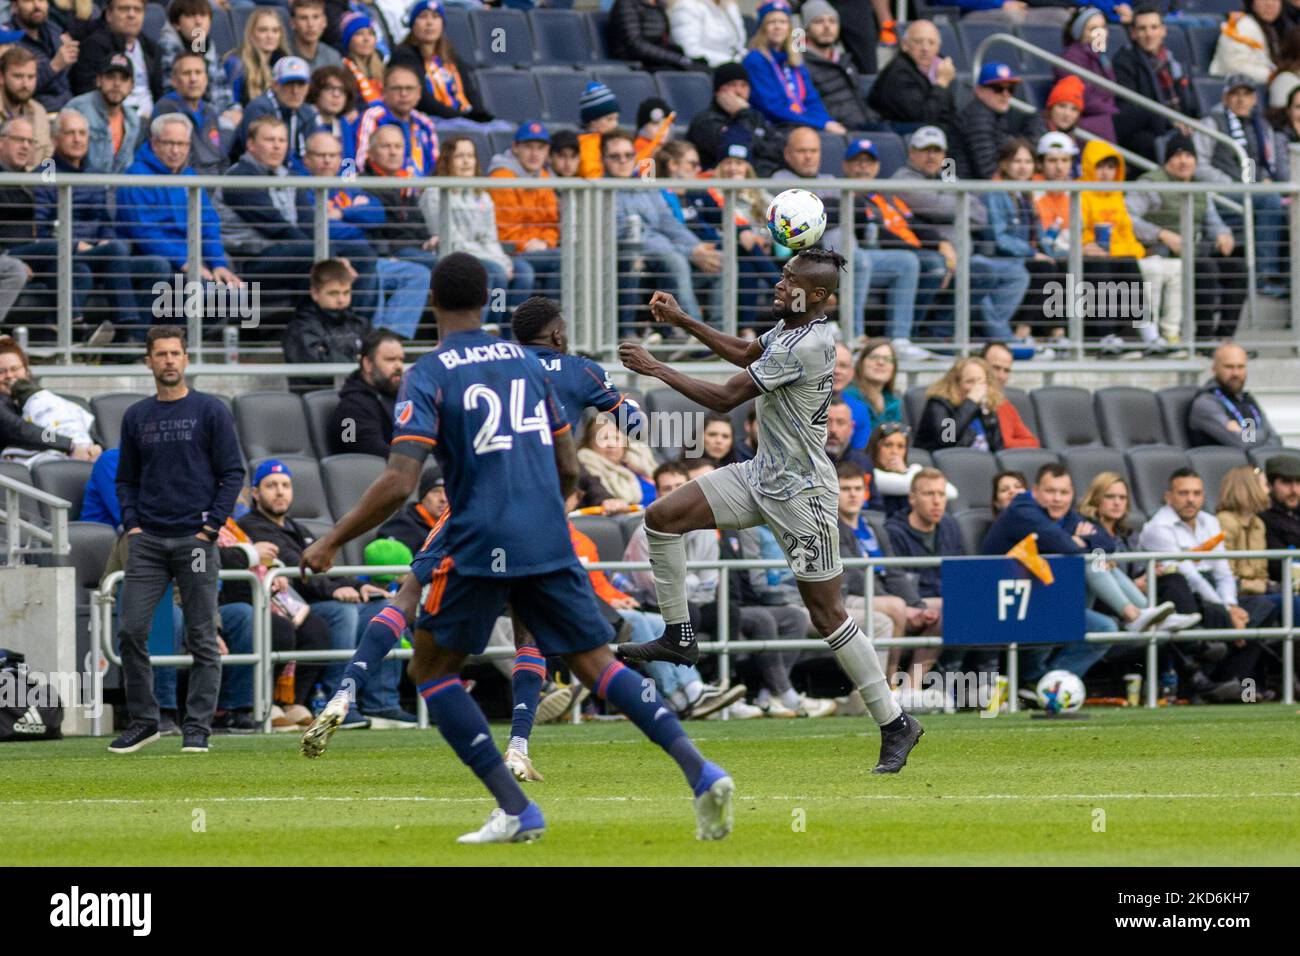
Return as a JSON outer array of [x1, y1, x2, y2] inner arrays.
[[488, 121, 561, 297], [979, 341, 1040, 448]]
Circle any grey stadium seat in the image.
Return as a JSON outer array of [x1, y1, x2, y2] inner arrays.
[[572, 515, 626, 562], [1032, 386, 1102, 450], [249, 455, 332, 523], [476, 69, 543, 124], [1094, 386, 1168, 449], [995, 448, 1059, 486], [0, 459, 41, 528], [903, 384, 929, 429], [931, 448, 998, 514], [654, 71, 713, 125], [908, 448, 932, 469], [1156, 385, 1198, 448], [1187, 446, 1249, 513], [1002, 386, 1038, 437], [955, 508, 994, 557], [1061, 447, 1130, 500], [31, 459, 93, 522], [443, 6, 481, 67], [68, 520, 118, 596], [1248, 445, 1300, 472], [90, 392, 146, 448], [301, 389, 341, 459], [616, 511, 644, 547], [532, 10, 594, 64], [234, 391, 314, 461], [537, 69, 595, 125], [476, 9, 535, 67], [1125, 445, 1191, 516], [320, 454, 385, 525], [593, 69, 657, 119]]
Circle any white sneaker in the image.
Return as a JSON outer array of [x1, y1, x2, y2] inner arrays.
[[760, 697, 799, 718], [1165, 612, 1202, 632], [300, 694, 348, 758], [535, 684, 573, 724], [456, 803, 546, 844], [504, 746, 543, 782], [686, 683, 747, 719], [1125, 601, 1175, 633], [797, 696, 838, 718], [708, 700, 764, 720], [891, 338, 939, 362]]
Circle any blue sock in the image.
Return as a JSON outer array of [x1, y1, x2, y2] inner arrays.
[[510, 645, 546, 743], [340, 604, 407, 704], [418, 676, 528, 815], [595, 661, 707, 793]]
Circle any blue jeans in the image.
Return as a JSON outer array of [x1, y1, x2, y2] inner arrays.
[[373, 256, 431, 338], [354, 598, 404, 715], [1019, 608, 1114, 683], [311, 599, 359, 696], [622, 609, 703, 697], [970, 254, 1030, 340], [517, 248, 562, 299], [861, 248, 921, 340], [633, 246, 703, 320], [217, 602, 255, 710], [480, 254, 535, 318]]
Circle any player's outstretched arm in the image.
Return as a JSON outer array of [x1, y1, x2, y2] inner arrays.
[[301, 453, 422, 574], [649, 291, 763, 368], [553, 428, 580, 499], [620, 343, 760, 413]]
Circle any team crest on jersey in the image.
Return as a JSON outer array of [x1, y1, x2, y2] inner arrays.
[[394, 400, 413, 426]]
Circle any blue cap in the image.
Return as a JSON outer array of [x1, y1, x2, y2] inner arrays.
[[253, 459, 292, 488], [977, 62, 1021, 87], [515, 121, 550, 144], [844, 138, 878, 161]]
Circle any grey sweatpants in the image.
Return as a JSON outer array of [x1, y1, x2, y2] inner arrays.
[[0, 255, 27, 324], [116, 532, 222, 735]]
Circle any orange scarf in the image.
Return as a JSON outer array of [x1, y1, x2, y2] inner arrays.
[[868, 194, 920, 248], [423, 55, 468, 112], [705, 187, 751, 226], [1222, 12, 1265, 52], [344, 57, 383, 105]]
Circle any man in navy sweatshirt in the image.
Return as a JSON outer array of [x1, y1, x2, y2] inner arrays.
[[109, 325, 245, 755]]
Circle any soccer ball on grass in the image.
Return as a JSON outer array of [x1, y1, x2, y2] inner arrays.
[[766, 188, 827, 251], [1035, 670, 1086, 714]]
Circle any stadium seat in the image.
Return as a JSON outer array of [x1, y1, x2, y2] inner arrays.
[[1125, 445, 1191, 515], [931, 447, 998, 513], [0, 460, 43, 533], [858, 75, 874, 102], [616, 511, 644, 546], [954, 507, 994, 557], [532, 9, 595, 64], [233, 391, 315, 461], [210, 8, 239, 57], [653, 71, 713, 125], [572, 514, 626, 562], [1094, 386, 1168, 448], [143, 3, 167, 44], [908, 448, 932, 469], [1032, 386, 1102, 450], [31, 459, 93, 522], [818, 131, 846, 175], [90, 392, 146, 449], [68, 520, 118, 597], [250, 455, 332, 522], [1193, 76, 1225, 114], [1163, 25, 1194, 71], [296, 518, 335, 546], [476, 9, 535, 67], [593, 69, 658, 119], [903, 384, 928, 428], [1247, 445, 1300, 472], [935, 20, 966, 70], [1016, 24, 1063, 63], [1061, 446, 1129, 499], [320, 454, 385, 527], [1106, 24, 1129, 54], [1183, 22, 1221, 71], [959, 21, 1022, 70], [585, 11, 614, 63], [868, 130, 907, 178], [444, 6, 481, 67], [489, 129, 516, 157], [537, 69, 595, 125], [1002, 386, 1038, 437], [476, 69, 544, 124], [301, 389, 341, 459], [995, 447, 1059, 484], [1186, 446, 1249, 512], [1156, 385, 1198, 448], [643, 388, 710, 461]]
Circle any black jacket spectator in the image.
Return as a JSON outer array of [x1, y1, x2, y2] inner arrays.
[[607, 0, 703, 72], [866, 49, 954, 128], [1260, 498, 1300, 583], [0, 390, 74, 454], [949, 99, 1046, 180], [376, 501, 439, 554], [365, 167, 428, 255], [226, 509, 360, 605], [1113, 43, 1200, 165], [839, 517, 927, 607], [981, 490, 1087, 556], [330, 367, 394, 458], [283, 298, 368, 364], [69, 15, 163, 104], [0, 178, 36, 251], [15, 15, 73, 110], [687, 100, 785, 175], [804, 48, 876, 131], [914, 396, 1004, 452], [219, 154, 309, 255], [885, 509, 964, 599]]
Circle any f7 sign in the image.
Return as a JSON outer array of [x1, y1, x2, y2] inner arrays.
[[940, 556, 1086, 645]]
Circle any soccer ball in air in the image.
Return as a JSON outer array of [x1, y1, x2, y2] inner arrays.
[[766, 188, 827, 251], [1035, 670, 1086, 714]]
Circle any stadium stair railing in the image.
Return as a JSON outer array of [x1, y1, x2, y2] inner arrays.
[[0, 473, 71, 566]]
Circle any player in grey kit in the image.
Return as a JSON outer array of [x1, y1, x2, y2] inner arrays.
[[617, 250, 924, 773]]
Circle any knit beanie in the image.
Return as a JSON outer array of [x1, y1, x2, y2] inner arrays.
[[579, 81, 620, 125]]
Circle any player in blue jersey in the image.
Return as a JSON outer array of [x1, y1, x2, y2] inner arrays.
[[301, 254, 733, 843]]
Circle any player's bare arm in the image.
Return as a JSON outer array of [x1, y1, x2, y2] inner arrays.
[[619, 343, 759, 413], [648, 291, 763, 368], [301, 453, 422, 573], [552, 428, 580, 498]]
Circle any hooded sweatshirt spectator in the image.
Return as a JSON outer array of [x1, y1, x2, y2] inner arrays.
[[1056, 6, 1119, 142], [153, 51, 228, 176], [487, 121, 560, 252], [328, 329, 404, 458], [283, 258, 368, 364]]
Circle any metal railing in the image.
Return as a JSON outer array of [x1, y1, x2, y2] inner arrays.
[[85, 547, 1296, 735], [971, 32, 1261, 331], [3, 167, 1297, 369], [0, 474, 71, 565]]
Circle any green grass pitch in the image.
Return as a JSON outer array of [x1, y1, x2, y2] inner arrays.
[[5, 705, 1298, 866]]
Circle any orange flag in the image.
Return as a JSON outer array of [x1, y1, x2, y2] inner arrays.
[[1008, 532, 1054, 585], [1191, 532, 1225, 552]]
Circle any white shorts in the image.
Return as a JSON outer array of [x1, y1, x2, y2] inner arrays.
[[696, 462, 842, 583]]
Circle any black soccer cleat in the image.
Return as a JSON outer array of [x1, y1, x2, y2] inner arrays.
[[615, 623, 700, 666], [872, 713, 924, 774]]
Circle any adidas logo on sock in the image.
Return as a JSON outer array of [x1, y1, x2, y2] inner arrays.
[[653, 707, 668, 720], [355, 662, 368, 670], [12, 705, 44, 734], [514, 703, 528, 710], [471, 733, 489, 746]]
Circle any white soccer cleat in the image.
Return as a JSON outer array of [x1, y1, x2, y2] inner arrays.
[[535, 684, 574, 724], [456, 803, 546, 844], [504, 746, 544, 782], [693, 765, 735, 841], [300, 694, 348, 759]]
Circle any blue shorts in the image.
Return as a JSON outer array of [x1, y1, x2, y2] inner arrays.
[[415, 561, 613, 657], [409, 535, 445, 586]]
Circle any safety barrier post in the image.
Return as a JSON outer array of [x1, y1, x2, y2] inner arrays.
[[1180, 193, 1195, 355], [1146, 558, 1159, 708], [721, 187, 738, 338], [1007, 643, 1018, 713], [716, 569, 731, 716], [1284, 557, 1295, 706], [313, 187, 330, 262], [561, 187, 579, 348], [56, 186, 74, 364], [954, 191, 971, 355], [1067, 191, 1084, 359], [839, 188, 857, 344], [185, 186, 204, 364]]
